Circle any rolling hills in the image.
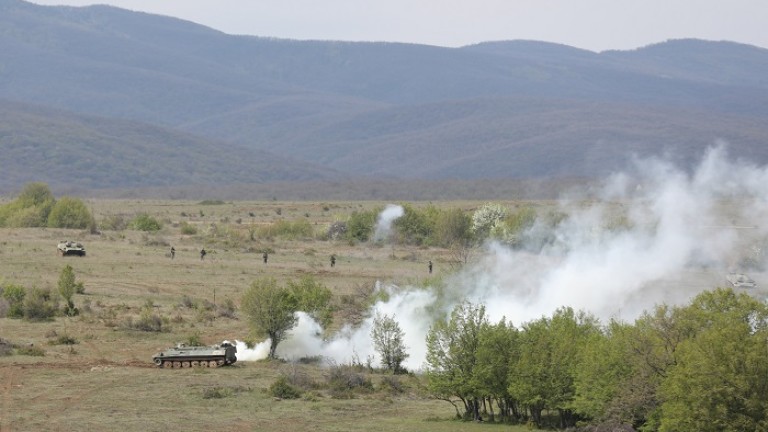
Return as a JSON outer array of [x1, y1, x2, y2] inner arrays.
[[1, 0, 768, 197]]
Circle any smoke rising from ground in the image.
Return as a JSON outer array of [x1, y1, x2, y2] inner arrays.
[[237, 146, 768, 370], [374, 204, 404, 241]]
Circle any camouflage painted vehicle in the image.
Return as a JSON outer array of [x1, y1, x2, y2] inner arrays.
[[152, 341, 237, 368], [57, 240, 85, 256]]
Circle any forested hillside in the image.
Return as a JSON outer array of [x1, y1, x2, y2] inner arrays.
[[2, 0, 768, 195]]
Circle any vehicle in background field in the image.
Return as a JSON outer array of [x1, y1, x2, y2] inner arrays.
[[57, 240, 85, 256], [152, 341, 237, 368], [726, 273, 757, 289]]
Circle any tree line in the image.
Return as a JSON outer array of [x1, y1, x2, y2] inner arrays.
[[423, 289, 768, 431]]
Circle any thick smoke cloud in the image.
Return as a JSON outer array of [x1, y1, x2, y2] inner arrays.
[[237, 145, 767, 370], [373, 204, 404, 241]]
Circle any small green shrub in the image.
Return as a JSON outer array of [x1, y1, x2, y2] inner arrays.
[[180, 222, 197, 235], [202, 387, 233, 399], [185, 333, 204, 347], [17, 345, 46, 356], [130, 213, 162, 232], [23, 287, 58, 321], [1, 283, 27, 318], [269, 376, 303, 399], [100, 214, 128, 231]]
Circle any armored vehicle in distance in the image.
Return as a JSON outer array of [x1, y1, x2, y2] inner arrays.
[[726, 273, 757, 289], [57, 241, 85, 256], [152, 341, 237, 368]]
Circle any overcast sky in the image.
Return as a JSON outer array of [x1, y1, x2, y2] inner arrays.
[[28, 0, 768, 52]]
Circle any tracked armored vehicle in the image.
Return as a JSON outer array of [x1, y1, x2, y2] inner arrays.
[[57, 241, 85, 256], [726, 273, 757, 289], [152, 341, 237, 368]]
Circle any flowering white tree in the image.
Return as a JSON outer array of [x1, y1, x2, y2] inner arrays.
[[471, 203, 508, 240]]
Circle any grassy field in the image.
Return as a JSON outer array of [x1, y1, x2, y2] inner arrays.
[[0, 199, 531, 432]]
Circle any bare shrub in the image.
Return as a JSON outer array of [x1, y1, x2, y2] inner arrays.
[[325, 362, 373, 399], [217, 298, 236, 319], [279, 363, 317, 390], [0, 297, 9, 318], [379, 375, 406, 394], [0, 338, 12, 356]]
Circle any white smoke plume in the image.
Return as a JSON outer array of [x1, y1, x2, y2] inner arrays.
[[373, 204, 404, 241], [237, 145, 768, 371]]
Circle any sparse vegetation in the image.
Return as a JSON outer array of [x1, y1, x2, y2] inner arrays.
[[1, 197, 764, 432]]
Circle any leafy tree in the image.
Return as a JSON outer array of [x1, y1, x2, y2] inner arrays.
[[130, 213, 162, 231], [287, 276, 334, 329], [0, 182, 56, 227], [47, 196, 95, 229], [17, 182, 56, 207], [658, 288, 768, 432], [472, 318, 519, 422], [434, 207, 474, 248], [371, 312, 408, 373], [509, 307, 599, 428], [471, 202, 508, 241], [241, 277, 298, 359], [1, 283, 27, 318], [571, 320, 636, 425], [57, 265, 82, 316], [426, 301, 488, 420]]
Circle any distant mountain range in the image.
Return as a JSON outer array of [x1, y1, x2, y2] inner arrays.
[[2, 0, 768, 197]]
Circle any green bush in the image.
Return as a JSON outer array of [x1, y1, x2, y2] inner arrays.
[[99, 214, 128, 231], [0, 182, 56, 227], [393, 203, 434, 246], [346, 209, 379, 242], [185, 333, 204, 347], [269, 376, 303, 399], [179, 222, 197, 235], [23, 287, 58, 321], [47, 196, 95, 229], [17, 345, 46, 356], [130, 213, 162, 232], [1, 283, 27, 318]]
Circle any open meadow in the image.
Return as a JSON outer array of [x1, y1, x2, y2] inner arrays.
[[0, 199, 533, 432]]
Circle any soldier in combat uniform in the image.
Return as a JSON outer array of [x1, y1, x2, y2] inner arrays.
[[200, 248, 206, 260], [330, 254, 336, 268]]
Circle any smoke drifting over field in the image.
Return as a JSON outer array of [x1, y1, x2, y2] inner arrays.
[[373, 204, 404, 241], [237, 146, 768, 370]]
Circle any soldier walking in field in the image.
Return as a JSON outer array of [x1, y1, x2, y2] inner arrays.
[[170, 246, 175, 259], [330, 254, 336, 268], [263, 252, 268, 264], [428, 260, 433, 274], [200, 248, 206, 260]]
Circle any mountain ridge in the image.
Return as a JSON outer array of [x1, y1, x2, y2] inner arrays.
[[2, 1, 768, 197]]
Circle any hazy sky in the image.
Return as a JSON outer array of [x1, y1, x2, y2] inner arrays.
[[28, 0, 768, 52]]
